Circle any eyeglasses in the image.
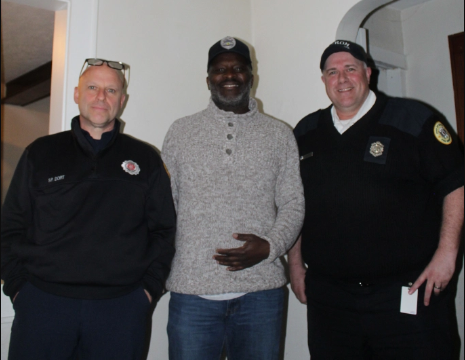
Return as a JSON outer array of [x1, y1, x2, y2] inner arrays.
[[79, 58, 129, 80]]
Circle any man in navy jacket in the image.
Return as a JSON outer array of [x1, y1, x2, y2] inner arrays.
[[1, 59, 176, 360]]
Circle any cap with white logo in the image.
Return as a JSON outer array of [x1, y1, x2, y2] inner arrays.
[[208, 36, 252, 71], [320, 40, 368, 70]]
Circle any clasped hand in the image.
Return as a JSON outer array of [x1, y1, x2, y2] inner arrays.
[[213, 234, 270, 271]]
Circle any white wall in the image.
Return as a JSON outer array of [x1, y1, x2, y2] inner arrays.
[[402, 0, 464, 132], [49, 8, 68, 135], [401, 1, 464, 358], [364, 0, 464, 133], [96, 0, 252, 151], [364, 6, 405, 55], [363, 7, 407, 98], [251, 0, 359, 123]]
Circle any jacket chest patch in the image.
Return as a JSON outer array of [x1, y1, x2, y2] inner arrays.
[[364, 137, 391, 164], [121, 160, 141, 175], [48, 175, 65, 183]]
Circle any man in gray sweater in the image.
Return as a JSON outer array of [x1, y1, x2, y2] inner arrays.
[[162, 37, 305, 360]]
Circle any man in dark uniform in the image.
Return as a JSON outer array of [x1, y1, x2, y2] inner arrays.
[[1, 59, 176, 359], [289, 40, 464, 359]]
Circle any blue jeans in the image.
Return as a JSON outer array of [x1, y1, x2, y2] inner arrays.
[[167, 288, 284, 360]]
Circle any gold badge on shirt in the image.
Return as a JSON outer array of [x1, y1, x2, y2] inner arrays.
[[434, 122, 452, 145], [370, 141, 384, 158]]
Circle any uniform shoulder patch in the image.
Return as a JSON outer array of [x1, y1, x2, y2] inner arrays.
[[434, 122, 452, 145]]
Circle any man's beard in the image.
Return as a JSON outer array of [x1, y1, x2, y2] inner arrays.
[[210, 79, 253, 110]]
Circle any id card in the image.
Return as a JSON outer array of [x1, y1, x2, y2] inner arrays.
[[400, 286, 418, 315]]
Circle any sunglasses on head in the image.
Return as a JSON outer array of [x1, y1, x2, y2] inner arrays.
[[79, 58, 128, 77]]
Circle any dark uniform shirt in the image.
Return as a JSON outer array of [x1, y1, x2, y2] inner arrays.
[[294, 94, 464, 281]]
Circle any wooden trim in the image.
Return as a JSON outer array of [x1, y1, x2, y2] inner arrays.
[[448, 32, 464, 144], [2, 61, 52, 106]]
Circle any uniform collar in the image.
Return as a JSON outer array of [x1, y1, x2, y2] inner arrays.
[[331, 90, 377, 134]]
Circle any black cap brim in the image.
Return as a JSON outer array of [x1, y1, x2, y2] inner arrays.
[[320, 41, 368, 70]]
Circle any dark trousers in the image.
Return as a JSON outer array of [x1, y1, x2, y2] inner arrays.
[[8, 282, 151, 360], [306, 274, 453, 360]]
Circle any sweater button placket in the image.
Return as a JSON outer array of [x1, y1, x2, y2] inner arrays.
[[225, 121, 236, 160]]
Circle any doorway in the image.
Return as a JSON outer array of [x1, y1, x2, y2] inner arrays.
[[449, 32, 464, 144]]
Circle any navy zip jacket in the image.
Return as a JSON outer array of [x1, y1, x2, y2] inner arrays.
[[1, 117, 176, 301]]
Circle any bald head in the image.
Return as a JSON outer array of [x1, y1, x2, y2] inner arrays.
[[80, 63, 126, 89]]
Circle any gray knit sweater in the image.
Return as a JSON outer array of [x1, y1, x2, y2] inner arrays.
[[162, 98, 304, 295]]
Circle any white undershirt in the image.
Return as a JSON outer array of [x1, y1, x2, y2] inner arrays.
[[331, 90, 377, 134], [199, 293, 246, 301]]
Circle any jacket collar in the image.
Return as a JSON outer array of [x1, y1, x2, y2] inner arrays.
[[71, 116, 121, 156]]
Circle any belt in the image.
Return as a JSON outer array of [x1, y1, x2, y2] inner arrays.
[[307, 272, 421, 288]]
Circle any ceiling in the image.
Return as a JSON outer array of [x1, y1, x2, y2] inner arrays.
[[1, 0, 54, 84], [388, 0, 433, 10]]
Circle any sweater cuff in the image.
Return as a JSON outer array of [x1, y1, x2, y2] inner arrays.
[[259, 234, 284, 265]]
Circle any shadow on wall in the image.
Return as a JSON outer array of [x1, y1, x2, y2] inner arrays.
[[240, 37, 294, 131], [123, 130, 162, 156], [247, 41, 293, 131]]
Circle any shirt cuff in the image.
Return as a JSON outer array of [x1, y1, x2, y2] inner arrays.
[[435, 167, 465, 198]]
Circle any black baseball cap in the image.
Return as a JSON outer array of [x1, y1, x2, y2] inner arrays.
[[320, 40, 368, 70], [208, 36, 252, 71]]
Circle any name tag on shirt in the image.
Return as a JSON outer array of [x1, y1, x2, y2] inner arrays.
[[300, 152, 313, 161], [400, 286, 418, 315]]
